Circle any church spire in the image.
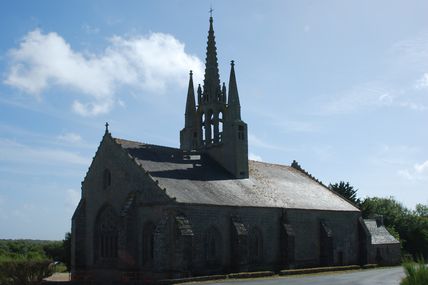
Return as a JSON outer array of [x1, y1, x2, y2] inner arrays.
[[184, 70, 196, 128], [227, 60, 241, 120], [203, 16, 221, 103]]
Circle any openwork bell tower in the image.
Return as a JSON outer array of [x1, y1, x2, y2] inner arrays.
[[180, 16, 248, 178]]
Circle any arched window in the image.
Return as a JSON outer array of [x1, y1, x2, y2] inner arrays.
[[249, 227, 263, 265], [209, 112, 215, 143], [218, 112, 223, 142], [95, 205, 119, 264], [204, 226, 222, 266], [142, 222, 156, 266], [204, 109, 213, 145], [201, 113, 206, 144], [103, 168, 111, 189]]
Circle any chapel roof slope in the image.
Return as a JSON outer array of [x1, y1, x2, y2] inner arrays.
[[363, 219, 400, 245], [114, 137, 360, 212]]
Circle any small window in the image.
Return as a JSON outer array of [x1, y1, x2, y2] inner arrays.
[[238, 125, 245, 140], [103, 169, 111, 189]]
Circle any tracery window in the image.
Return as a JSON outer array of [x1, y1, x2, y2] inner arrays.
[[95, 205, 118, 263]]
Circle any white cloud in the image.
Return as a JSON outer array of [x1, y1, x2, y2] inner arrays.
[[82, 24, 100, 34], [57, 132, 83, 144], [415, 160, 428, 173], [389, 33, 428, 65], [323, 82, 427, 115], [322, 83, 392, 114], [371, 144, 420, 166], [249, 153, 263, 161], [72, 99, 114, 116], [4, 29, 203, 116], [0, 139, 90, 166], [249, 133, 284, 151], [398, 169, 413, 180], [398, 159, 428, 181], [415, 73, 428, 90]]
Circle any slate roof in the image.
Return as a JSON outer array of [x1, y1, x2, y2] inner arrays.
[[114, 138, 360, 212], [363, 219, 399, 245]]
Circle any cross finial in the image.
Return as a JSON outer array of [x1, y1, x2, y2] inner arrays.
[[105, 122, 109, 132], [209, 6, 214, 17]]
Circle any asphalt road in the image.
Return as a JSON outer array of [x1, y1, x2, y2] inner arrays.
[[199, 267, 404, 285]]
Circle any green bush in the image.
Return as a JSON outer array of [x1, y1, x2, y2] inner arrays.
[[0, 258, 53, 285], [401, 258, 428, 285]]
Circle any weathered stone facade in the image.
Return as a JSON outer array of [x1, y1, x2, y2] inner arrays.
[[71, 15, 400, 284]]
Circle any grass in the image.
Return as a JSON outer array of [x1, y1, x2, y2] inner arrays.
[[52, 262, 68, 273], [401, 258, 428, 285]]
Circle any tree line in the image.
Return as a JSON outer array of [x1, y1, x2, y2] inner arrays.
[[0, 234, 71, 285], [330, 181, 428, 258]]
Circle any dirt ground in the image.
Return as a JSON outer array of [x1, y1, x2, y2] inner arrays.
[[44, 273, 71, 282]]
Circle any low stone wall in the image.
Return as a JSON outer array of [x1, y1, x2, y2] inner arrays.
[[279, 265, 361, 275], [44, 264, 388, 284]]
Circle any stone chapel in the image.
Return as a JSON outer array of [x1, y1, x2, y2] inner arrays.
[[71, 16, 400, 283]]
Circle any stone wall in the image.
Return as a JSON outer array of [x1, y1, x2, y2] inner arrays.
[[134, 204, 362, 277], [286, 209, 361, 268], [72, 134, 172, 272], [72, 134, 364, 282]]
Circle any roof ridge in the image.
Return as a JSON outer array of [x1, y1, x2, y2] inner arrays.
[[113, 137, 181, 152], [249, 159, 292, 168], [290, 160, 328, 188]]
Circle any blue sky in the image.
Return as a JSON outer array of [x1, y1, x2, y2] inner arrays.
[[0, 0, 427, 240]]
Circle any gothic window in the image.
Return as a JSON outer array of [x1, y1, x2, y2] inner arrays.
[[103, 168, 111, 189], [201, 113, 206, 143], [238, 125, 245, 140], [204, 226, 222, 265], [95, 205, 119, 264], [142, 222, 156, 266], [249, 227, 263, 265], [207, 110, 214, 144], [218, 112, 223, 141]]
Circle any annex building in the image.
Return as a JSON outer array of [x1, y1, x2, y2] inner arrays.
[[71, 16, 400, 283]]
